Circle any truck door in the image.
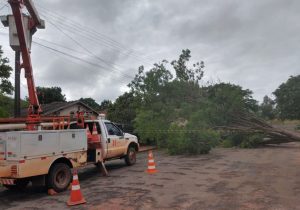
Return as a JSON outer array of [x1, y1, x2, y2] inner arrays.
[[104, 122, 125, 158]]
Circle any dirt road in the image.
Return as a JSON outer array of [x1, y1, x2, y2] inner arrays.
[[1, 143, 300, 210]]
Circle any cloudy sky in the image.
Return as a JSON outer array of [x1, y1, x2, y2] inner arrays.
[[0, 0, 299, 103]]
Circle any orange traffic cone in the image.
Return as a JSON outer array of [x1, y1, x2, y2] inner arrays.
[[146, 150, 158, 174], [92, 123, 98, 135], [86, 125, 91, 135], [91, 123, 100, 142], [67, 170, 86, 206], [86, 125, 92, 140]]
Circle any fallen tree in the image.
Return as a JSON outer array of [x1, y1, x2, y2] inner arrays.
[[217, 111, 300, 145]]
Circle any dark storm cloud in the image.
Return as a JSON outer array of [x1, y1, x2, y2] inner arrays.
[[0, 0, 299, 103]]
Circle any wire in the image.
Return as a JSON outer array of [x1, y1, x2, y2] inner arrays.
[[0, 31, 134, 81], [34, 36, 84, 55], [46, 18, 129, 75], [35, 3, 154, 65], [33, 41, 134, 80], [0, 3, 8, 12], [41, 12, 154, 66], [35, 3, 147, 57]]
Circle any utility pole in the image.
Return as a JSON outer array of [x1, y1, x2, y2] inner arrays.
[[14, 50, 21, 117]]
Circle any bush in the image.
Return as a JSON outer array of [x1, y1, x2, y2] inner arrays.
[[222, 133, 264, 148], [221, 139, 235, 148], [167, 125, 220, 155]]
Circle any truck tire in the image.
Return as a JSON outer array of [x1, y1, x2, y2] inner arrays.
[[125, 146, 137, 166], [4, 179, 29, 190], [47, 163, 72, 193]]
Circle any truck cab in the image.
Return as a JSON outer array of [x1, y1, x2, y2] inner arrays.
[[70, 119, 139, 165]]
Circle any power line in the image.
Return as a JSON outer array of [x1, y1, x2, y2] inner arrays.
[[34, 36, 84, 55], [0, 32, 135, 84], [35, 3, 154, 65], [46, 18, 129, 75], [35, 3, 148, 57], [0, 31, 134, 81], [0, 3, 8, 12], [41, 11, 154, 66], [33, 41, 134, 80]]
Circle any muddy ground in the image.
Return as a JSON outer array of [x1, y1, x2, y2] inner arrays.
[[1, 143, 300, 210]]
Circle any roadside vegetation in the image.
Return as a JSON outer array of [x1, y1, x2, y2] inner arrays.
[[1, 45, 299, 154]]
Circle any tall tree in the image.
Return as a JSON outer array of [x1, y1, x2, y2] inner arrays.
[[37, 86, 66, 104], [0, 46, 13, 95], [107, 92, 139, 124], [260, 95, 276, 120], [171, 49, 204, 83], [99, 99, 112, 112], [79, 97, 101, 110], [128, 61, 173, 101], [273, 75, 300, 120]]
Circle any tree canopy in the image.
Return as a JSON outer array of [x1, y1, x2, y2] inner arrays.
[[259, 95, 276, 120], [107, 92, 139, 133], [0, 46, 13, 95], [99, 99, 112, 112], [79, 97, 101, 110], [125, 49, 260, 154], [37, 86, 66, 104], [273, 75, 300, 120]]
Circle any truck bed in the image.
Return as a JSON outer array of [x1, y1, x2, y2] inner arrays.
[[0, 129, 87, 160]]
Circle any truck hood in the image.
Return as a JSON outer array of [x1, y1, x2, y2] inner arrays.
[[124, 133, 138, 142]]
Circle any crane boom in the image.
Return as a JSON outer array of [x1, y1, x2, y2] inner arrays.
[[8, 0, 44, 129]]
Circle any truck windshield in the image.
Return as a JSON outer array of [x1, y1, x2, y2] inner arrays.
[[105, 122, 123, 136]]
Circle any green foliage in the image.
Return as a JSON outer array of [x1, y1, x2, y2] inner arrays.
[[171, 49, 204, 83], [107, 92, 140, 126], [99, 99, 112, 112], [0, 46, 13, 95], [37, 86, 66, 104], [259, 95, 276, 120], [222, 133, 264, 148], [240, 134, 264, 148], [128, 62, 173, 101], [79, 97, 101, 110], [127, 49, 261, 154], [131, 50, 228, 154], [0, 93, 28, 117], [167, 127, 220, 155], [273, 75, 300, 120], [206, 83, 258, 125], [0, 93, 13, 117]]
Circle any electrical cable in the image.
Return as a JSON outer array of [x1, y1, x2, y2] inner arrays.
[[32, 41, 134, 80], [0, 32, 135, 83], [35, 3, 148, 57], [46, 18, 130, 75], [0, 3, 8, 12], [41, 12, 154, 66], [35, 3, 154, 65]]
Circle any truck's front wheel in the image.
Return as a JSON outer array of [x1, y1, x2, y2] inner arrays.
[[125, 146, 137, 166], [47, 163, 72, 192]]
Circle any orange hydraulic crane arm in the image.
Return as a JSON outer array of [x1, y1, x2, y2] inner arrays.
[[8, 0, 44, 115], [23, 0, 44, 29]]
